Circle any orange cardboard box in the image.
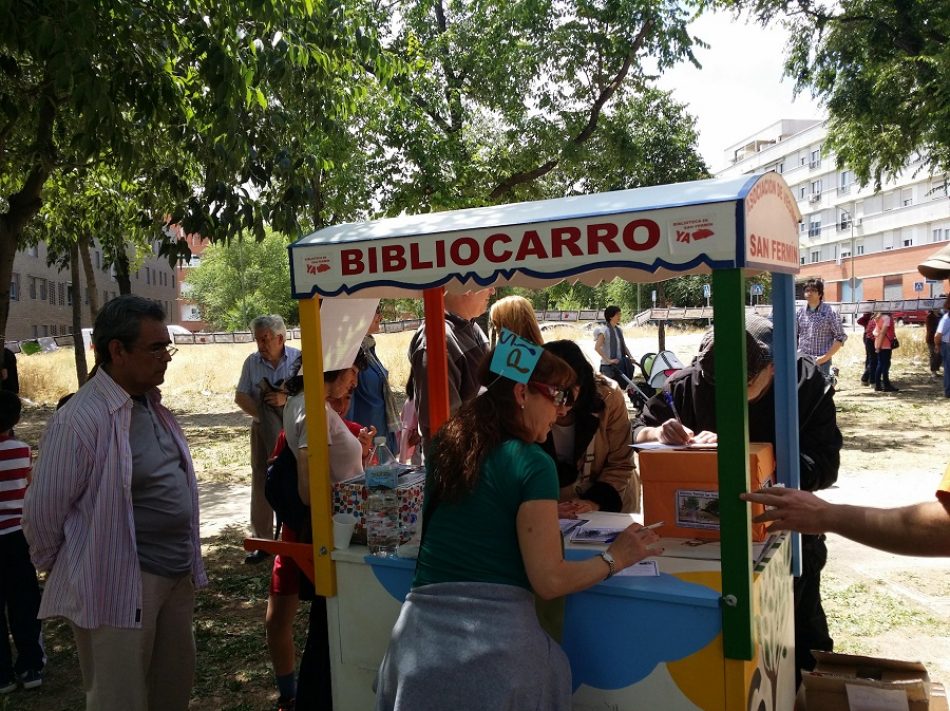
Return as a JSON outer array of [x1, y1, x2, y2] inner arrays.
[[639, 442, 775, 542]]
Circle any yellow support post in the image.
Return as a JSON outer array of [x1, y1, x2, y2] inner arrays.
[[300, 297, 336, 597]]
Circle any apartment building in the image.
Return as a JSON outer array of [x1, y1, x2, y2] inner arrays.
[[170, 225, 211, 333], [5, 239, 181, 343], [718, 119, 950, 301]]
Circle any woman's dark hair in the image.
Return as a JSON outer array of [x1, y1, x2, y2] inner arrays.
[[604, 305, 621, 322], [428, 348, 575, 503], [542, 340, 605, 415]]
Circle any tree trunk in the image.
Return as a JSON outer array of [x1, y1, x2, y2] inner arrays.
[[78, 234, 99, 320], [113, 240, 132, 295], [0, 227, 17, 351], [70, 241, 89, 384]]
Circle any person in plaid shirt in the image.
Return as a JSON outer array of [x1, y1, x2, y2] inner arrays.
[[796, 278, 847, 380]]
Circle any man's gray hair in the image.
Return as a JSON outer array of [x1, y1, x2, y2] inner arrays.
[[93, 296, 166, 365], [251, 314, 287, 339]]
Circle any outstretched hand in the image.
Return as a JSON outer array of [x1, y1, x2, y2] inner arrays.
[[741, 487, 830, 534], [607, 523, 663, 571]]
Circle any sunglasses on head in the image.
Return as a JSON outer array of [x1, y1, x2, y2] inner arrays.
[[528, 381, 573, 407]]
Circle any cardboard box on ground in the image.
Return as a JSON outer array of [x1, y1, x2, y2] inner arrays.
[[639, 443, 775, 542], [798, 651, 948, 711]]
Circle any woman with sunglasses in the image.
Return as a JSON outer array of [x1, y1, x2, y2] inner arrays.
[[542, 340, 641, 516], [374, 347, 661, 711]]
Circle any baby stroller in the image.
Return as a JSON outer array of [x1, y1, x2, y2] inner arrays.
[[639, 350, 686, 390]]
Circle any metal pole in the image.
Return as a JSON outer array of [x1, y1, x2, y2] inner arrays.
[[850, 201, 856, 303]]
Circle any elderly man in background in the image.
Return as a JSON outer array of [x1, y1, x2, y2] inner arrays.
[[24, 296, 206, 710], [235, 315, 301, 563], [408, 287, 493, 448]]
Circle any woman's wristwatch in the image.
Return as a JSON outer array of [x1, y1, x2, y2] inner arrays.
[[599, 551, 616, 579]]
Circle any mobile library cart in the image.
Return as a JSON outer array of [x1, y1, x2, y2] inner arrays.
[[281, 172, 804, 710]]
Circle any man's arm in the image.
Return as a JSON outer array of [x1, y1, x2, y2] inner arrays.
[[234, 356, 259, 418], [817, 339, 843, 364], [742, 488, 950, 557], [22, 420, 91, 571], [235, 391, 259, 418]]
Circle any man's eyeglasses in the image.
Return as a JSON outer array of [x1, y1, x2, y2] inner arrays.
[[145, 344, 178, 359], [529, 382, 573, 407]]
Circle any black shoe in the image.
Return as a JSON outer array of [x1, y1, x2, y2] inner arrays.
[[244, 550, 271, 565], [874, 385, 883, 391], [18, 669, 42, 690], [860, 377, 870, 384], [275, 695, 296, 711], [881, 383, 899, 392]]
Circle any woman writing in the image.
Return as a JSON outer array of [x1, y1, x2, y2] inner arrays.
[[542, 340, 641, 515], [374, 344, 661, 710]]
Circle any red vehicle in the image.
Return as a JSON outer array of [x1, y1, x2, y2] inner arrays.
[[891, 310, 929, 325]]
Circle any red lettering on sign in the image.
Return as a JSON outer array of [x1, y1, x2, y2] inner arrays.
[[450, 237, 479, 266], [409, 242, 433, 270], [587, 223, 620, 254], [622, 219, 660, 251], [551, 226, 582, 258], [516, 230, 548, 260], [341, 249, 363, 275], [484, 233, 512, 263]]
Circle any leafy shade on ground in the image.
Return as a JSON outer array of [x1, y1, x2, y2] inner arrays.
[[0, 527, 307, 711]]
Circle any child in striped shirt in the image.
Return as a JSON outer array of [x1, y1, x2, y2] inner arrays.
[[0, 390, 44, 694]]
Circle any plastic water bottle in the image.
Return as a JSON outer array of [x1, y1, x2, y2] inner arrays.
[[364, 436, 399, 557]]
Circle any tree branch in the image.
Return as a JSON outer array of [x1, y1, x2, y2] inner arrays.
[[489, 19, 654, 201], [2, 82, 58, 236]]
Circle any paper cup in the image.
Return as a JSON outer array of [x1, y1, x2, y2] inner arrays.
[[333, 513, 357, 550]]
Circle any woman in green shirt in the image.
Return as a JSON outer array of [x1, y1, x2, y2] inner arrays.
[[375, 347, 662, 711]]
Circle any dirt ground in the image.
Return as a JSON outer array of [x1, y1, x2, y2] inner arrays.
[[4, 324, 948, 710]]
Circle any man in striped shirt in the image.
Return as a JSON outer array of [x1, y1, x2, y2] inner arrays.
[[0, 391, 44, 694], [23, 296, 206, 711]]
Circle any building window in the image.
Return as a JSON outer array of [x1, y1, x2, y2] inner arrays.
[[10, 273, 19, 301], [31, 325, 38, 339], [172, 274, 176, 288], [810, 249, 820, 263], [934, 228, 950, 243], [809, 147, 822, 169], [29, 277, 36, 300], [95, 251, 101, 269], [57, 281, 65, 305], [903, 237, 913, 247], [838, 210, 852, 230], [146, 268, 151, 285], [27, 245, 39, 258], [41, 325, 48, 337], [856, 243, 865, 255], [49, 283, 56, 305], [67, 283, 73, 306], [39, 279, 47, 302], [809, 219, 822, 238], [838, 170, 853, 195], [799, 186, 807, 200], [883, 275, 903, 300], [840, 246, 852, 259], [901, 188, 913, 207]]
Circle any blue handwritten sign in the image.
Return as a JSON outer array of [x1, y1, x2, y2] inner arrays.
[[489, 328, 542, 383]]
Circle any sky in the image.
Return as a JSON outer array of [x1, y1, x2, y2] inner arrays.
[[653, 11, 825, 173]]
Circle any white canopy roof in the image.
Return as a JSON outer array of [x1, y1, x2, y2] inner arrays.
[[289, 172, 802, 298]]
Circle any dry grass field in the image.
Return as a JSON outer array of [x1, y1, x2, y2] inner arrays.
[[6, 320, 949, 710]]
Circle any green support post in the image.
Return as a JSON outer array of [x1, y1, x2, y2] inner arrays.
[[712, 269, 754, 660]]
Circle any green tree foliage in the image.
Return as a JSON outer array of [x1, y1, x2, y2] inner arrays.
[[371, 0, 707, 213], [186, 232, 297, 331], [717, 0, 950, 187], [0, 0, 392, 344]]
